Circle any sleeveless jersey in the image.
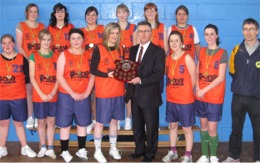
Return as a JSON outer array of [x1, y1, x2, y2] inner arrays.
[[0, 54, 26, 100], [151, 23, 165, 49], [81, 25, 104, 52], [196, 47, 226, 104], [171, 25, 195, 59], [32, 52, 57, 102], [95, 45, 125, 98], [47, 23, 74, 60], [58, 50, 92, 94], [120, 23, 136, 59], [166, 52, 194, 104], [20, 22, 45, 58]]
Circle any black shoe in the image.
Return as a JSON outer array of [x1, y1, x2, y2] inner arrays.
[[128, 153, 143, 159], [142, 156, 154, 162]]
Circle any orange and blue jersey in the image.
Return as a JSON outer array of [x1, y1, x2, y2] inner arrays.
[[81, 25, 104, 52], [20, 22, 45, 58], [58, 49, 92, 94], [47, 23, 74, 60], [196, 47, 226, 104], [32, 51, 57, 102], [166, 52, 194, 104], [151, 23, 165, 49], [120, 23, 136, 59], [0, 54, 26, 100], [94, 45, 125, 98], [171, 25, 196, 59]]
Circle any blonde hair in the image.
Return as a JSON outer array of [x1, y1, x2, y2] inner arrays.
[[116, 3, 130, 15], [38, 29, 52, 41], [102, 22, 121, 53]]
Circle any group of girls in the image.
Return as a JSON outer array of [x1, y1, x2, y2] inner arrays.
[[0, 2, 228, 163]]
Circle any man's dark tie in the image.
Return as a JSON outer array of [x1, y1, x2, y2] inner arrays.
[[137, 46, 144, 63]]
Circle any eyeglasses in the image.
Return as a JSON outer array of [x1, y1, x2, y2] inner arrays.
[[243, 28, 257, 32], [137, 30, 151, 33]]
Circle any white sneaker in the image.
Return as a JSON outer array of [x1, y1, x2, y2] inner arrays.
[[162, 150, 178, 162], [37, 147, 47, 157], [0, 147, 8, 158], [76, 148, 88, 160], [45, 149, 56, 159], [26, 116, 34, 129], [223, 156, 240, 162], [196, 155, 209, 163], [34, 118, 38, 128], [86, 120, 96, 134], [60, 150, 73, 163], [124, 118, 132, 130], [21, 145, 37, 158], [117, 121, 121, 130], [210, 156, 219, 163], [109, 147, 121, 160], [181, 155, 192, 163], [94, 150, 107, 163]]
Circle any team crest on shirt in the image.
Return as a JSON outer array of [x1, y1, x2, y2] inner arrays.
[[256, 61, 260, 68], [189, 33, 194, 39]]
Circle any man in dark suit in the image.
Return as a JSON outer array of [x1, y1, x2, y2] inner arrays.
[[125, 21, 165, 162]]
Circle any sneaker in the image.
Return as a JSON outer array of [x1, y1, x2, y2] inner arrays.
[[21, 145, 37, 158], [162, 150, 178, 162], [196, 155, 209, 163], [76, 148, 88, 160], [223, 156, 240, 162], [94, 150, 107, 163], [109, 147, 121, 160], [117, 121, 121, 130], [26, 116, 34, 129], [86, 120, 96, 134], [45, 149, 56, 159], [60, 150, 73, 163], [210, 156, 219, 163], [34, 118, 38, 128], [0, 147, 8, 158], [37, 147, 47, 157], [181, 155, 192, 163], [124, 118, 132, 130]]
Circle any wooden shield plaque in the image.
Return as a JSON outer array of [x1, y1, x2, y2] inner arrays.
[[114, 60, 138, 82]]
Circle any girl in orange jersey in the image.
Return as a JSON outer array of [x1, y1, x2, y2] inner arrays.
[[143, 2, 168, 53], [81, 6, 104, 134], [29, 29, 58, 159], [195, 24, 228, 163], [168, 5, 200, 59], [16, 3, 45, 129], [56, 28, 94, 162], [0, 34, 37, 159], [116, 3, 137, 130], [91, 23, 125, 162], [162, 31, 196, 163], [47, 3, 74, 61]]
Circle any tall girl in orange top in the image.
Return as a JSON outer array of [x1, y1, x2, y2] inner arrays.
[[162, 31, 196, 163], [195, 24, 228, 163], [81, 6, 104, 134], [0, 34, 37, 159], [90, 23, 125, 163], [29, 29, 58, 159], [116, 3, 137, 130], [16, 3, 45, 129], [47, 3, 74, 60], [56, 28, 94, 162], [143, 2, 168, 53]]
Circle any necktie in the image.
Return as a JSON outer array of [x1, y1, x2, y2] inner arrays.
[[137, 46, 144, 63]]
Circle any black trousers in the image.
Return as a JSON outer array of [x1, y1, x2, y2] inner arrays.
[[228, 93, 260, 161], [131, 96, 159, 159]]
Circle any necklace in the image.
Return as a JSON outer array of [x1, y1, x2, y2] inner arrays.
[[55, 25, 64, 47], [86, 25, 97, 48], [170, 51, 182, 76], [3, 52, 16, 79], [26, 20, 37, 44], [72, 48, 84, 75], [39, 51, 51, 78], [205, 47, 217, 76], [177, 25, 187, 47], [107, 46, 117, 61]]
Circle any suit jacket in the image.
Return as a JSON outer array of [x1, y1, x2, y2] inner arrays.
[[125, 42, 165, 108]]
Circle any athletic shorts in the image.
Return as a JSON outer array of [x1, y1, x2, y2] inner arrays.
[[33, 102, 57, 119], [195, 100, 223, 122]]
